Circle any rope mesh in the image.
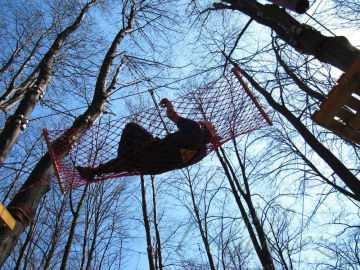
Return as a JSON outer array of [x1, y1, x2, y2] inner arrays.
[[44, 70, 271, 192]]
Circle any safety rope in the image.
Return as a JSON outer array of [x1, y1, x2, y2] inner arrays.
[[148, 89, 169, 135]]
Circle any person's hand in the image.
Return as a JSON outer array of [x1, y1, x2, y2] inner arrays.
[[160, 98, 179, 123], [159, 98, 173, 109]]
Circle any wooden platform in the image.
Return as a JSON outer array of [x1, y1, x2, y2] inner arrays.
[[0, 202, 16, 230], [312, 58, 360, 144]]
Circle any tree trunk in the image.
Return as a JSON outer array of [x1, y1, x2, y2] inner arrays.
[[0, 24, 53, 110], [216, 148, 275, 270], [43, 195, 67, 270], [214, 0, 360, 71], [186, 171, 216, 270], [150, 175, 163, 270], [0, 0, 97, 164], [0, 4, 135, 265], [231, 141, 275, 270], [140, 175, 156, 270], [13, 198, 45, 270], [60, 186, 88, 270], [239, 68, 360, 200], [80, 210, 90, 270]]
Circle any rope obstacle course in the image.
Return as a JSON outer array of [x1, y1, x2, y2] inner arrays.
[[43, 67, 273, 193]]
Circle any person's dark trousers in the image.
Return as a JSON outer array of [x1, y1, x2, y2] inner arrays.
[[95, 123, 153, 175]]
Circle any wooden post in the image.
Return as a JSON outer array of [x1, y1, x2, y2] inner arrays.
[[232, 66, 273, 126], [0, 202, 16, 230], [43, 129, 66, 194]]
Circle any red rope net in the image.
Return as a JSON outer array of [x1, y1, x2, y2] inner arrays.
[[44, 69, 271, 192]]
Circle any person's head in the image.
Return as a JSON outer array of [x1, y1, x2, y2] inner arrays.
[[199, 121, 221, 145]]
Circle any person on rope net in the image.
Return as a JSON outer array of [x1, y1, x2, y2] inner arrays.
[[76, 98, 220, 181]]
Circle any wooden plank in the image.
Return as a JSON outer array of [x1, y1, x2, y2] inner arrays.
[[326, 119, 347, 134], [346, 58, 360, 80], [343, 58, 360, 96], [353, 83, 360, 96], [343, 125, 359, 142], [353, 133, 360, 145], [0, 202, 16, 230], [348, 110, 360, 130], [312, 58, 360, 145], [312, 78, 359, 125], [312, 83, 351, 125], [345, 95, 360, 111], [336, 107, 355, 123], [325, 119, 360, 144]]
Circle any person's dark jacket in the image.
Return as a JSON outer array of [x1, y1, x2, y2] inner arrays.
[[136, 117, 208, 174]]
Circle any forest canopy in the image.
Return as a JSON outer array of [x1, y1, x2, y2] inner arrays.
[[0, 0, 359, 269]]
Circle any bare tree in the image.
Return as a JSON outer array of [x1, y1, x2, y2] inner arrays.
[[181, 167, 217, 270], [210, 0, 360, 72], [0, 1, 136, 264], [60, 186, 88, 270], [140, 175, 156, 270], [42, 194, 68, 270], [238, 67, 360, 200], [150, 175, 163, 270], [215, 144, 275, 270], [0, 0, 97, 164], [318, 224, 360, 269]]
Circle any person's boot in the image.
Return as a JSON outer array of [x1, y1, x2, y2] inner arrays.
[[76, 166, 96, 181]]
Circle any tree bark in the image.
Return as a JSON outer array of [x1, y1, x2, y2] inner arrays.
[[214, 0, 360, 71], [0, 25, 53, 110], [13, 198, 45, 270]]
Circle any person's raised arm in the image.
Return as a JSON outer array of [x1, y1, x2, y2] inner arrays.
[[159, 98, 180, 124]]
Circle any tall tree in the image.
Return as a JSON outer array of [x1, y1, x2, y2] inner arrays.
[[211, 0, 360, 71], [182, 168, 217, 270], [140, 175, 156, 270], [0, 1, 136, 264], [216, 145, 275, 269], [0, 0, 97, 164]]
